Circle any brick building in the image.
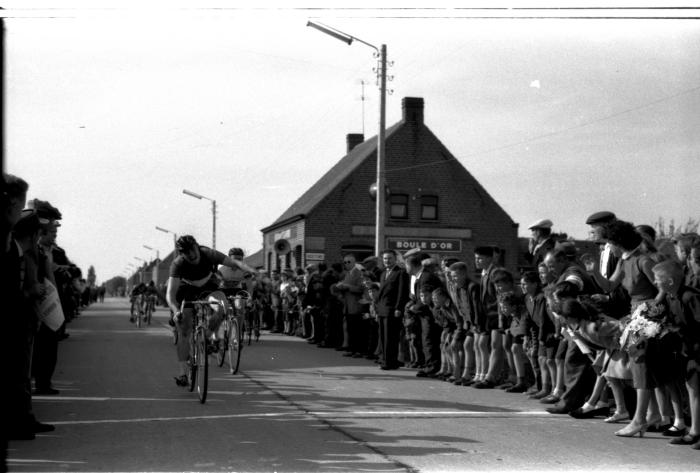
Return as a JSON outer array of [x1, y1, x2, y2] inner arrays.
[[260, 97, 520, 273]]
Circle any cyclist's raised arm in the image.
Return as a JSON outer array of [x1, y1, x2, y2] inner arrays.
[[166, 276, 181, 314], [221, 256, 257, 275]]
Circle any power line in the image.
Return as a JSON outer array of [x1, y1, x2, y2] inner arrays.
[[385, 84, 700, 174]]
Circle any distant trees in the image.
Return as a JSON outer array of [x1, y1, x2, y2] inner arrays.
[[104, 276, 127, 297], [654, 217, 699, 239], [87, 265, 97, 287]]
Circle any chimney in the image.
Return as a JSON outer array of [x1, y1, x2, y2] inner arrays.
[[346, 133, 365, 153], [402, 97, 424, 124]]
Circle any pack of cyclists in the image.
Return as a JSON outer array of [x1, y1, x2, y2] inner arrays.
[[129, 280, 159, 323], [164, 235, 258, 387]]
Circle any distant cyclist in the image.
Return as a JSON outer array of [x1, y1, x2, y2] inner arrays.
[[167, 236, 256, 387], [144, 281, 159, 315], [129, 282, 147, 322]]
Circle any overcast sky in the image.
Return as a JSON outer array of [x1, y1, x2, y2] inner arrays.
[[4, 1, 700, 283]]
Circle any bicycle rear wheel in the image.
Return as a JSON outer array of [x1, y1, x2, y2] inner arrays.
[[217, 320, 228, 368], [195, 328, 208, 403], [228, 318, 241, 375]]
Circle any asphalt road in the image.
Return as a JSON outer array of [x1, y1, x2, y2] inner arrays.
[[7, 298, 699, 472]]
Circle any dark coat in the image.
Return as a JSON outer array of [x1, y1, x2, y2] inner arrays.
[[376, 265, 410, 318]]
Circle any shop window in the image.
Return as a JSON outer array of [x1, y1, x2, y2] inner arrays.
[[420, 196, 438, 220], [390, 194, 408, 219]]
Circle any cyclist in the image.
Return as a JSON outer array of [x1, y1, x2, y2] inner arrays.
[[143, 281, 159, 321], [167, 235, 257, 387], [129, 282, 147, 322]]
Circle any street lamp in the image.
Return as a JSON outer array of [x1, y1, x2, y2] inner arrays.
[[143, 245, 159, 261], [182, 189, 217, 251], [307, 21, 387, 258], [155, 226, 178, 250], [134, 256, 146, 283]]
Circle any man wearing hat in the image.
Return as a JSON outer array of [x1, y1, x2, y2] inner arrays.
[[33, 199, 71, 397], [585, 211, 617, 279], [528, 219, 555, 267]]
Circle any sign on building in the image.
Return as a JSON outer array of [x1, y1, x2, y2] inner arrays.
[[306, 252, 325, 261], [387, 238, 462, 252]]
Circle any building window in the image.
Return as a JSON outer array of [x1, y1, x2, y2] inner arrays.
[[420, 196, 438, 220], [294, 245, 302, 269], [390, 194, 408, 219]]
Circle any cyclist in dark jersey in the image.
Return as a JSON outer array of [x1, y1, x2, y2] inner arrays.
[[167, 235, 257, 386]]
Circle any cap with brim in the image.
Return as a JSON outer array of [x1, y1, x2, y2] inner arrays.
[[30, 199, 62, 221], [362, 256, 378, 265], [528, 218, 553, 230], [586, 211, 616, 225]]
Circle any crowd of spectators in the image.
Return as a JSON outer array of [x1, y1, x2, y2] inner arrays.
[[2, 172, 96, 457], [256, 211, 700, 449]]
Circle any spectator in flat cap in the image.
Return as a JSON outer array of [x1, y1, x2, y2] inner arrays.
[[586, 211, 618, 279], [528, 219, 556, 267], [585, 211, 616, 226]]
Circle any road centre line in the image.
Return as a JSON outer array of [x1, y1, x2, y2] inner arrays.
[[47, 409, 551, 426]]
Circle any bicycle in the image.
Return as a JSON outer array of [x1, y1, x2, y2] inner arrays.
[[143, 294, 156, 326], [134, 294, 146, 328], [217, 293, 244, 374], [179, 297, 217, 404]]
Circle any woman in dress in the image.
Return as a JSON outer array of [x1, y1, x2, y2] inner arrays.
[[585, 220, 661, 437]]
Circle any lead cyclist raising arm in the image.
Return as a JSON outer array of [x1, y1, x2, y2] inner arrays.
[[166, 235, 257, 386]]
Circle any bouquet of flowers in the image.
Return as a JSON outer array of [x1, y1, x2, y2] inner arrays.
[[618, 301, 675, 362]]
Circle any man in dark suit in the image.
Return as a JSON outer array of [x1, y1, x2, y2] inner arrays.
[[376, 249, 410, 370], [404, 254, 443, 377]]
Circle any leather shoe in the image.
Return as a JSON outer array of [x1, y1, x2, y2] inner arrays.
[[546, 405, 573, 415], [669, 433, 700, 445], [569, 406, 610, 419], [539, 394, 561, 404], [505, 383, 528, 393], [663, 426, 687, 437], [529, 389, 551, 400], [380, 364, 399, 370], [473, 379, 496, 389]]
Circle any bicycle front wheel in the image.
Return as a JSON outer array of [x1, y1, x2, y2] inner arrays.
[[188, 333, 197, 392], [228, 318, 241, 375], [195, 328, 208, 403], [136, 311, 142, 328]]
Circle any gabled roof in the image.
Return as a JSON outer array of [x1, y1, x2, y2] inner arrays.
[[244, 248, 264, 269], [262, 122, 402, 233]]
